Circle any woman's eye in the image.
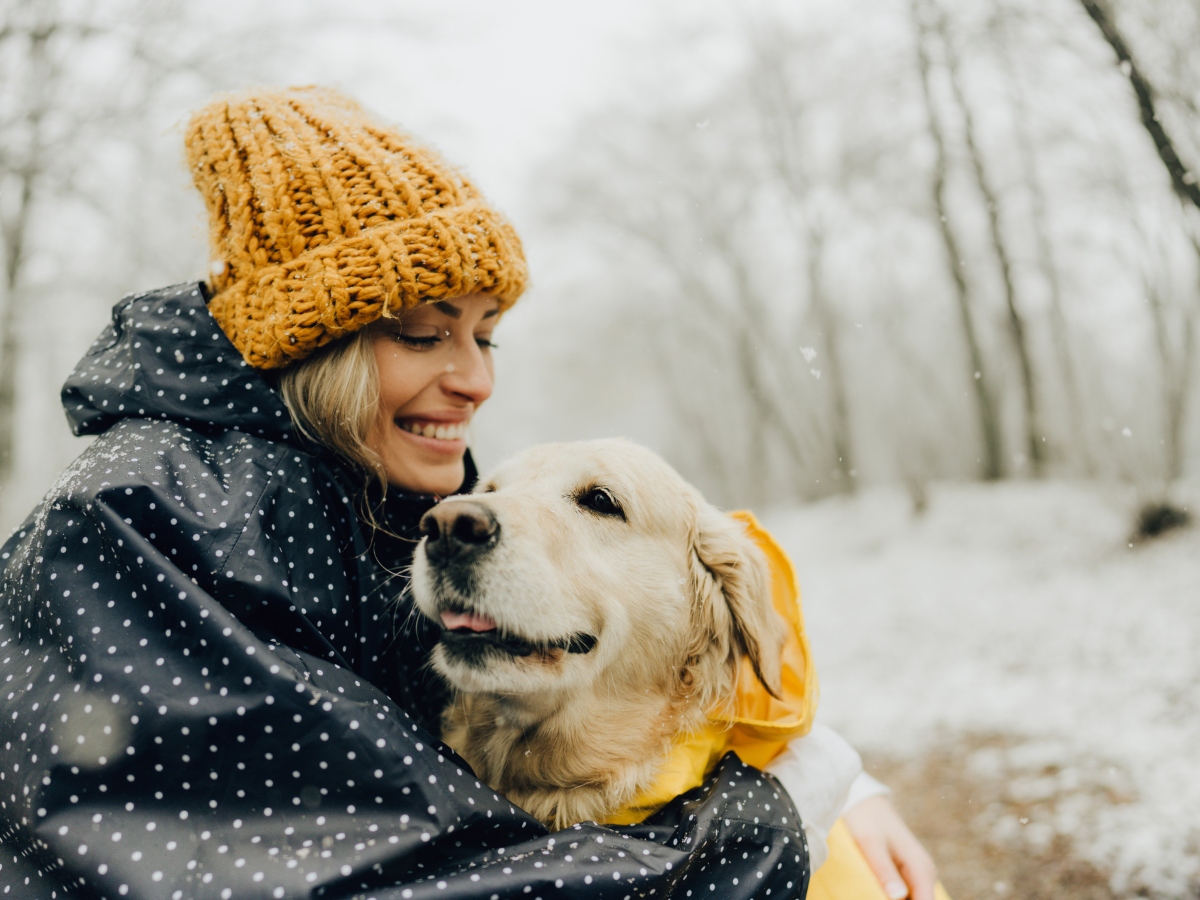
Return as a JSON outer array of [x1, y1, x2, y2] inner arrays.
[[578, 487, 624, 520], [391, 329, 443, 349], [475, 336, 497, 350]]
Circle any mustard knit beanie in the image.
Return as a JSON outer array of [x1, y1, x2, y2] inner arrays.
[[185, 86, 527, 370]]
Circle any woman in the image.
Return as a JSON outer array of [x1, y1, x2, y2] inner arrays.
[[0, 87, 933, 899]]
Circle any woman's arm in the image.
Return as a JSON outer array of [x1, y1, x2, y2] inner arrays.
[[0, 442, 810, 899]]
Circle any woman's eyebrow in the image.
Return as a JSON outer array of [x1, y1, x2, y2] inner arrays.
[[431, 300, 500, 319]]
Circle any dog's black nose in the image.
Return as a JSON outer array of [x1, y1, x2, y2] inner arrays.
[[421, 501, 500, 563]]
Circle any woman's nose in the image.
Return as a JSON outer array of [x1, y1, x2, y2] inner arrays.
[[442, 338, 494, 404]]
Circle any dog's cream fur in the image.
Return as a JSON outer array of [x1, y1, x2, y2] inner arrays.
[[410, 439, 785, 829]]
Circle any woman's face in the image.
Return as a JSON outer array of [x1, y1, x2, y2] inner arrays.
[[367, 294, 500, 495]]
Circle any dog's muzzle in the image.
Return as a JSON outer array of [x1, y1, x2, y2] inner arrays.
[[420, 499, 597, 662]]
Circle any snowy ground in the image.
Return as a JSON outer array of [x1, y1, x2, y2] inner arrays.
[[762, 481, 1200, 898]]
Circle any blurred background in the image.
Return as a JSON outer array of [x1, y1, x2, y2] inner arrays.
[[1, 0, 1197, 896]]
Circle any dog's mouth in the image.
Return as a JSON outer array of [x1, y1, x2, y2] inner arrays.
[[441, 609, 499, 633], [437, 608, 596, 658]]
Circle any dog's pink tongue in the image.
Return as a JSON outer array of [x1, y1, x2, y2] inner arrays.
[[440, 610, 497, 632]]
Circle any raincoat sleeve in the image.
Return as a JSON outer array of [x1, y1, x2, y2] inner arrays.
[[0, 431, 809, 900]]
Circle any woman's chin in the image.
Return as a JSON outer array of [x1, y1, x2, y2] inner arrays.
[[384, 455, 465, 496]]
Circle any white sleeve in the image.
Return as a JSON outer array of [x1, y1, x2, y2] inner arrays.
[[764, 723, 863, 871], [841, 769, 891, 815]]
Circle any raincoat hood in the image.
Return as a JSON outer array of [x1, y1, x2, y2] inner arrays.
[[0, 283, 809, 899], [62, 282, 292, 440]]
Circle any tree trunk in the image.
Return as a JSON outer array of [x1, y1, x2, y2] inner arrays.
[[1141, 272, 1193, 484], [805, 224, 855, 489], [655, 230, 824, 501], [1164, 314, 1194, 483], [993, 10, 1092, 475], [654, 329, 741, 504], [0, 16, 54, 485], [934, 0, 1043, 475], [910, 0, 1004, 479], [747, 47, 857, 492], [714, 237, 821, 490], [0, 172, 34, 484]]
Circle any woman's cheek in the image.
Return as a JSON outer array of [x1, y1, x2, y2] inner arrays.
[[375, 345, 428, 410]]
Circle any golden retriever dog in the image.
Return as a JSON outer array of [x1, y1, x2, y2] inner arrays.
[[409, 438, 786, 829]]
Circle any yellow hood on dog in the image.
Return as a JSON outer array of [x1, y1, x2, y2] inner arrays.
[[603, 511, 818, 825]]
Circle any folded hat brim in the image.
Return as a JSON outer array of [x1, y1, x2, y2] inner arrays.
[[207, 203, 526, 370]]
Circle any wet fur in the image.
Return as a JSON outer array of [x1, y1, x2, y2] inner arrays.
[[412, 439, 785, 829]]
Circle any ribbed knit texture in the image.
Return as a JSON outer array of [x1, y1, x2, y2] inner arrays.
[[186, 86, 527, 369]]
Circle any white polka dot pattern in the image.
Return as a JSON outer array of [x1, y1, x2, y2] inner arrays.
[[0, 284, 809, 898]]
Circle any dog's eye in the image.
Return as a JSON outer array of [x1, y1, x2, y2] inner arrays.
[[577, 487, 624, 520]]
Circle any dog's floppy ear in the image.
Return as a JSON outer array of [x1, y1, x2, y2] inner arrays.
[[686, 505, 785, 700]]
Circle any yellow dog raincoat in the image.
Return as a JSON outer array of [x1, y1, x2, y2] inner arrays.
[[603, 512, 950, 900]]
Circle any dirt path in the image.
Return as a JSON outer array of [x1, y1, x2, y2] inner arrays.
[[864, 735, 1121, 900]]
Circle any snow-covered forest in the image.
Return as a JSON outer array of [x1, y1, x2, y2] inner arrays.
[[493, 0, 1200, 513], [1, 0, 1197, 895]]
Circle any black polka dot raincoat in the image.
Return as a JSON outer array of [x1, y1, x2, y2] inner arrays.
[[0, 284, 810, 899]]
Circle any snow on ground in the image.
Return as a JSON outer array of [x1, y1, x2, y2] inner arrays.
[[762, 481, 1200, 898]]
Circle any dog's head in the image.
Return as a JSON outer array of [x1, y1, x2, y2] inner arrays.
[[410, 439, 784, 715]]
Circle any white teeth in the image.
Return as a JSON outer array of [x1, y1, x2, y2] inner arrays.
[[401, 421, 466, 441]]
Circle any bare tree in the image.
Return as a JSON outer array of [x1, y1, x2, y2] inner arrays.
[[930, 0, 1043, 475], [990, 4, 1093, 475], [1077, 0, 1199, 484], [529, 0, 1200, 496], [0, 0, 87, 481], [746, 30, 856, 489], [546, 88, 844, 505], [909, 0, 1004, 480], [1076, 0, 1200, 212], [1143, 266, 1195, 483], [0, 0, 210, 484], [0, 3, 440, 534]]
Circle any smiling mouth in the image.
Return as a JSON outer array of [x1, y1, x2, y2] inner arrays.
[[398, 419, 467, 441], [437, 608, 596, 658]]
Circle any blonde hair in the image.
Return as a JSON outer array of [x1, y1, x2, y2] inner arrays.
[[277, 329, 387, 487]]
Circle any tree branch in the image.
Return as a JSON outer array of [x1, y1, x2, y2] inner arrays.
[[1077, 0, 1200, 210]]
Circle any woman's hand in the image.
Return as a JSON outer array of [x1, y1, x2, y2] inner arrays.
[[842, 795, 938, 900]]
